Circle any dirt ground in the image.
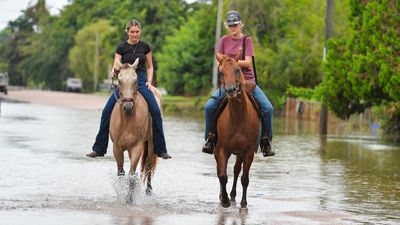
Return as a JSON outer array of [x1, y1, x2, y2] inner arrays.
[[1, 90, 108, 110]]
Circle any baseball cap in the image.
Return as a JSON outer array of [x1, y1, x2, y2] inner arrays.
[[225, 11, 241, 26]]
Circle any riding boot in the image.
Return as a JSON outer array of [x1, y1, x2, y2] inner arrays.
[[158, 152, 172, 159], [86, 151, 104, 158], [260, 136, 275, 157], [202, 132, 216, 154]]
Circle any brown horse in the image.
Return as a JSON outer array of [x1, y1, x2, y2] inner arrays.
[[109, 58, 159, 197], [214, 54, 260, 209]]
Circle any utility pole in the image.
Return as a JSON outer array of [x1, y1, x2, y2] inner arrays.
[[320, 0, 334, 135], [212, 0, 223, 91], [93, 32, 99, 91]]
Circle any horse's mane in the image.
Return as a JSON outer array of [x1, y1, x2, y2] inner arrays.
[[121, 63, 132, 70]]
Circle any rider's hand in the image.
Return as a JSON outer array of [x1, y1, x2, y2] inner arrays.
[[112, 68, 120, 78], [146, 81, 153, 90]]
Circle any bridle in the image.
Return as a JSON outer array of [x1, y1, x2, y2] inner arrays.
[[218, 59, 243, 96], [112, 68, 138, 104]]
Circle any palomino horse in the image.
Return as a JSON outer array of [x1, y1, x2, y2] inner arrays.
[[214, 54, 260, 209], [109, 58, 160, 197]]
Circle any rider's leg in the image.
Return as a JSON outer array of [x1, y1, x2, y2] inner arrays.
[[138, 73, 171, 159], [87, 89, 118, 158], [202, 88, 225, 154], [253, 85, 275, 157]]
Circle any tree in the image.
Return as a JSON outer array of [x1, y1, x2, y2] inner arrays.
[[319, 0, 400, 136], [156, 3, 217, 95], [68, 20, 116, 91]]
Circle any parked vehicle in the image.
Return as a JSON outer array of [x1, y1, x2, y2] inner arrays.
[[66, 78, 82, 93], [0, 72, 9, 95]]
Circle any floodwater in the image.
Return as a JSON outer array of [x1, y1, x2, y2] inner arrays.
[[0, 101, 399, 225]]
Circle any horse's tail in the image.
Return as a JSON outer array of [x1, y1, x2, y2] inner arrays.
[[141, 139, 157, 183]]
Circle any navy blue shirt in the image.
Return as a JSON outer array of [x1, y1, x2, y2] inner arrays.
[[116, 40, 151, 72]]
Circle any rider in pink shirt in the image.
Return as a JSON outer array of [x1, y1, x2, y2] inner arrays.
[[202, 11, 275, 157]]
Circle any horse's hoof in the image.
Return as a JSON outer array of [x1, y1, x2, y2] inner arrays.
[[221, 201, 231, 208], [117, 169, 125, 176], [145, 188, 152, 196]]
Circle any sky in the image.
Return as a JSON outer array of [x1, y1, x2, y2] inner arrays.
[[0, 0, 198, 30], [0, 0, 70, 30]]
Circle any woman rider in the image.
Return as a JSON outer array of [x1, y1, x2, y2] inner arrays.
[[86, 19, 171, 159], [202, 11, 275, 157]]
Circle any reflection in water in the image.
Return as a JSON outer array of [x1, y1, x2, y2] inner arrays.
[[0, 102, 399, 224], [320, 139, 400, 223], [216, 207, 248, 225]]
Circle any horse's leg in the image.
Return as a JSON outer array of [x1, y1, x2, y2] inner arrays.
[[230, 156, 243, 202], [145, 140, 154, 195], [240, 151, 254, 209], [216, 148, 230, 207], [128, 143, 144, 175], [113, 143, 125, 176], [145, 163, 152, 195], [125, 143, 143, 205]]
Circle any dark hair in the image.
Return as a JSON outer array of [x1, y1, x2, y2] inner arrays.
[[125, 19, 142, 32]]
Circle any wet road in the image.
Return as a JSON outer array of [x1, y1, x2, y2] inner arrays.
[[0, 101, 399, 224]]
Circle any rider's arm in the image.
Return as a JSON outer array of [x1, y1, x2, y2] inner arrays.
[[146, 52, 154, 85], [237, 56, 252, 69], [112, 53, 122, 77], [217, 52, 251, 69]]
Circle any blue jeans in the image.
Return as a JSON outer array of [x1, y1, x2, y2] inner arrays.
[[204, 85, 274, 142], [92, 71, 168, 155]]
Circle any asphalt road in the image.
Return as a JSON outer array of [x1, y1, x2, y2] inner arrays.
[[1, 90, 108, 110]]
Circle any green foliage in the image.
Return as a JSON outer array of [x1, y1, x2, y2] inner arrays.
[[68, 20, 116, 91], [0, 0, 189, 90], [320, 0, 400, 120], [0, 29, 12, 72], [156, 3, 216, 95], [0, 10, 37, 85], [224, 0, 350, 108], [286, 86, 318, 100]]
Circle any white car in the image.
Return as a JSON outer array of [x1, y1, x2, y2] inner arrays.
[[0, 72, 9, 95], [66, 78, 82, 93]]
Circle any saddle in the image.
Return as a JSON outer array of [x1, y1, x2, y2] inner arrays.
[[214, 83, 262, 125]]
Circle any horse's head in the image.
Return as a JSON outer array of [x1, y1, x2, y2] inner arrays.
[[216, 54, 245, 98], [115, 58, 139, 114]]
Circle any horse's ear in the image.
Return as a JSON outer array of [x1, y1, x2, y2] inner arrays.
[[216, 54, 225, 64], [131, 58, 139, 69]]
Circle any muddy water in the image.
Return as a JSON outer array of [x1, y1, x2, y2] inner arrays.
[[0, 102, 399, 224]]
